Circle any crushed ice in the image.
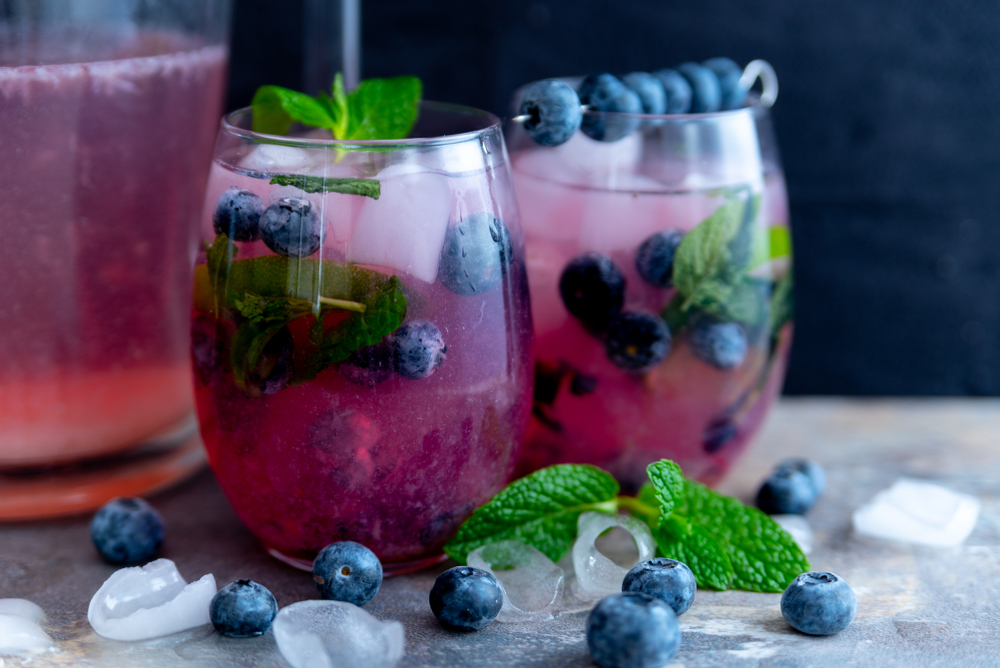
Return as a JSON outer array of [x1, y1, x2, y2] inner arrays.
[[0, 599, 51, 656], [852, 478, 980, 547], [88, 559, 216, 641], [468, 540, 564, 623], [771, 514, 814, 554], [572, 511, 655, 599], [274, 600, 404, 668]]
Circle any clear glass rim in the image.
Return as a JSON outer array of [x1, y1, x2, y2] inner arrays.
[[221, 100, 501, 149]]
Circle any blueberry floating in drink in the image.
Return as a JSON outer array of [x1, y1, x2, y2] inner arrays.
[[392, 320, 447, 380], [438, 213, 512, 296], [259, 197, 325, 258], [210, 579, 279, 638], [635, 229, 685, 288], [213, 187, 264, 242], [604, 312, 671, 373], [688, 319, 748, 370], [578, 73, 643, 142], [518, 79, 583, 147], [559, 253, 626, 332], [429, 566, 503, 631]]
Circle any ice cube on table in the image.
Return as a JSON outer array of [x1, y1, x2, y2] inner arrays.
[[88, 558, 216, 641], [0, 612, 52, 655], [274, 600, 404, 668], [771, 515, 814, 555], [467, 540, 565, 623], [347, 163, 451, 283], [0, 599, 46, 625], [572, 512, 656, 599], [852, 478, 980, 547]]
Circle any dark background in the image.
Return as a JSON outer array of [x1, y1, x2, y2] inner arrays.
[[226, 0, 1000, 396]]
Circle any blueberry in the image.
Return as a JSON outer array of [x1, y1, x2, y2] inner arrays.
[[652, 68, 693, 114], [259, 197, 325, 258], [559, 253, 626, 331], [675, 62, 722, 113], [635, 229, 685, 288], [339, 340, 394, 386], [622, 558, 696, 616], [703, 57, 746, 110], [703, 416, 738, 453], [605, 312, 671, 373], [392, 320, 447, 380], [688, 319, 748, 370], [213, 187, 264, 242], [756, 468, 816, 515], [578, 73, 643, 142], [245, 326, 293, 397], [519, 80, 583, 147], [429, 566, 503, 631], [210, 579, 278, 638], [781, 572, 856, 635], [312, 541, 383, 606], [438, 213, 512, 296], [586, 592, 680, 668], [90, 497, 165, 565], [620, 72, 667, 115], [777, 458, 826, 497]]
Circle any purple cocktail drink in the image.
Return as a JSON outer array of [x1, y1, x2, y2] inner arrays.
[[194, 103, 533, 571]]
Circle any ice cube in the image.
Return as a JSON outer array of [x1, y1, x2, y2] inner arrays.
[[771, 514, 814, 555], [467, 540, 565, 623], [273, 600, 404, 668], [572, 512, 655, 599], [852, 478, 980, 547], [347, 164, 451, 282], [577, 173, 669, 253], [240, 144, 323, 174], [0, 599, 46, 625], [0, 613, 52, 655], [88, 558, 216, 641]]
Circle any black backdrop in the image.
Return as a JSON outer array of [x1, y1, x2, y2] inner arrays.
[[226, 0, 1000, 396]]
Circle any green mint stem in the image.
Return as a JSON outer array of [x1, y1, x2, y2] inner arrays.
[[614, 496, 660, 524], [269, 174, 381, 199], [317, 296, 367, 313]]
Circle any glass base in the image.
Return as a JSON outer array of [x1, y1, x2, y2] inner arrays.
[[0, 415, 206, 521], [267, 546, 448, 576]]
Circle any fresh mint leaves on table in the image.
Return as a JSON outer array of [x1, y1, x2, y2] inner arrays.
[[444, 459, 810, 593], [251, 73, 421, 141], [199, 235, 406, 392]]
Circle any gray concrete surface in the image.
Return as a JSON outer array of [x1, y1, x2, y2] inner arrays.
[[3, 398, 1000, 667]]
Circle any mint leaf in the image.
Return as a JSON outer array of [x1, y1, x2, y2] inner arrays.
[[722, 278, 769, 327], [251, 85, 336, 136], [444, 464, 619, 564], [315, 276, 407, 367], [646, 460, 684, 517], [270, 174, 380, 199], [654, 519, 734, 591], [681, 480, 810, 592], [672, 198, 744, 306], [344, 75, 422, 140]]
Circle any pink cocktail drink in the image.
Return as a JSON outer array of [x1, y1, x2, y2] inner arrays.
[[194, 105, 533, 570], [510, 108, 792, 491], [0, 34, 227, 473]]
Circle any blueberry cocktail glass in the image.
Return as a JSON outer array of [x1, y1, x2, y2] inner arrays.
[[194, 102, 533, 572], [508, 62, 792, 490], [0, 0, 230, 518]]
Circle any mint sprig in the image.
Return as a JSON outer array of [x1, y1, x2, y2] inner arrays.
[[251, 73, 422, 141], [269, 174, 381, 199], [445, 459, 810, 593]]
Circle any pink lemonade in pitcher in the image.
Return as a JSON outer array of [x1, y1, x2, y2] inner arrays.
[[0, 34, 227, 468], [509, 85, 793, 491], [192, 104, 533, 570]]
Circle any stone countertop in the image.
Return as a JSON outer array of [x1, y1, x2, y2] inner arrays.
[[3, 398, 1000, 667]]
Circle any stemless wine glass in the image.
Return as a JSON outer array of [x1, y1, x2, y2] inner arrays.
[[194, 102, 533, 573], [508, 64, 792, 491], [0, 0, 230, 519]]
